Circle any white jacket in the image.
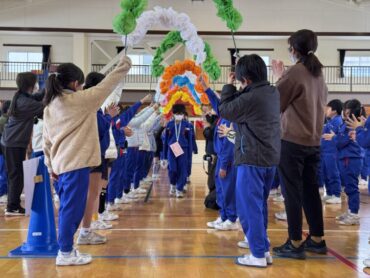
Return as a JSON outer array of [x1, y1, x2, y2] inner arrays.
[[126, 106, 155, 147], [140, 113, 161, 152], [32, 119, 43, 153]]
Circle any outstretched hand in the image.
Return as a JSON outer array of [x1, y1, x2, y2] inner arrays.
[[141, 94, 153, 104], [346, 114, 366, 130], [217, 124, 233, 138], [106, 103, 119, 117], [271, 59, 285, 80]]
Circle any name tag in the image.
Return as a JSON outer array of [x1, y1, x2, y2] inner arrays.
[[170, 142, 184, 157]]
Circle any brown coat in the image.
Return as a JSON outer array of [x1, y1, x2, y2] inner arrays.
[[277, 63, 328, 146]]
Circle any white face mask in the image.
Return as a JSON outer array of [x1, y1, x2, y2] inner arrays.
[[289, 53, 297, 64], [174, 115, 184, 121], [33, 82, 39, 93]]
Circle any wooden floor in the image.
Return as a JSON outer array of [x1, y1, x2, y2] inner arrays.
[[1, 163, 370, 278]]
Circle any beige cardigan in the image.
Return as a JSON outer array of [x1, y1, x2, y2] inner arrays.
[[43, 57, 131, 175]]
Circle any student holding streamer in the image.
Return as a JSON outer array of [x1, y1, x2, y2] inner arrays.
[[43, 55, 132, 266]]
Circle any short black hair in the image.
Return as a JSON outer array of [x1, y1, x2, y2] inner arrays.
[[327, 99, 343, 115], [235, 54, 267, 83]]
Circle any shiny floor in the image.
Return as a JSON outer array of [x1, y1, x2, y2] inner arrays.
[[1, 163, 370, 277]]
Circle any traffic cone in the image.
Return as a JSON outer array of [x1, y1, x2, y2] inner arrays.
[[9, 156, 59, 257]]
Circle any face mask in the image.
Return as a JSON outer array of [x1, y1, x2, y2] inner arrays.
[[174, 115, 184, 121], [289, 53, 297, 64], [33, 82, 39, 93]]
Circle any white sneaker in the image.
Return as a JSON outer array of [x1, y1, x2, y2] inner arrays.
[[56, 248, 92, 266], [319, 187, 325, 196], [77, 231, 107, 245], [127, 191, 139, 199], [235, 254, 267, 268], [53, 194, 59, 203], [359, 179, 368, 189], [364, 258, 370, 267], [272, 194, 284, 202], [207, 217, 223, 228], [338, 213, 360, 226], [0, 195, 7, 203], [336, 211, 350, 221], [143, 177, 153, 183], [106, 203, 122, 212], [20, 193, 25, 200], [275, 211, 287, 221], [215, 219, 239, 231], [169, 185, 176, 196], [186, 177, 191, 184], [152, 174, 160, 180], [269, 188, 278, 197], [183, 185, 188, 192], [176, 190, 184, 198], [238, 237, 249, 249], [135, 187, 147, 194], [265, 251, 273, 265], [91, 219, 112, 230], [325, 196, 341, 204], [321, 195, 333, 202], [115, 196, 130, 204], [99, 211, 119, 221]]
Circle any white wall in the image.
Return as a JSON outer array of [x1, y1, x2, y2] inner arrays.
[[1, 0, 370, 32]]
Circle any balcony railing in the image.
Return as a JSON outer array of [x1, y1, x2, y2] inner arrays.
[[1, 61, 370, 92]]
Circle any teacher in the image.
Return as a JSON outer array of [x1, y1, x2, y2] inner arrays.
[[272, 29, 328, 259]]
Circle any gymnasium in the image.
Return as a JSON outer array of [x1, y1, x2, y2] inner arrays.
[[1, 0, 370, 277]]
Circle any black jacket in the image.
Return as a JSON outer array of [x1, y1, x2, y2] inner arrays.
[[203, 114, 218, 155], [219, 82, 281, 167], [1, 91, 44, 148]]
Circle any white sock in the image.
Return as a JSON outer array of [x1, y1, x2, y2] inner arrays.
[[80, 227, 90, 236]]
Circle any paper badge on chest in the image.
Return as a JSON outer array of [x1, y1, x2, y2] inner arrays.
[[170, 142, 184, 157]]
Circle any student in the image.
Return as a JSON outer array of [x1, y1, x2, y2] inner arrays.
[[43, 56, 131, 266], [323, 99, 365, 225], [162, 104, 193, 198], [31, 117, 45, 158], [320, 99, 343, 204], [152, 118, 167, 180], [2, 72, 44, 216], [77, 72, 119, 240], [200, 77, 237, 231], [123, 104, 155, 198], [360, 150, 370, 189], [107, 95, 151, 206], [0, 101, 11, 204], [219, 54, 281, 268]]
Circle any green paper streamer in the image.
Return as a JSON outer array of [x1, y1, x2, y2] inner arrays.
[[213, 0, 243, 32], [113, 0, 148, 35]]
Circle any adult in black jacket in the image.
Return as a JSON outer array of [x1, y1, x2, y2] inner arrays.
[[219, 55, 280, 268], [2, 72, 44, 215]]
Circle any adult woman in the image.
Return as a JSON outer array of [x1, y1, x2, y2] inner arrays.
[[272, 29, 328, 259]]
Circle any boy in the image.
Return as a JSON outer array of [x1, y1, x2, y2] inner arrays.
[[163, 104, 193, 198], [320, 99, 343, 204], [219, 54, 281, 267]]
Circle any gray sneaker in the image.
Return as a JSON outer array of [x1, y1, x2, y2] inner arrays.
[[338, 214, 360, 226], [77, 231, 107, 245]]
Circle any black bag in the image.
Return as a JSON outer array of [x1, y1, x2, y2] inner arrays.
[[204, 189, 219, 210]]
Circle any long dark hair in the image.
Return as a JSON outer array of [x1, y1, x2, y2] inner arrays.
[[44, 63, 84, 106], [83, 72, 105, 90], [288, 29, 323, 77], [9, 72, 37, 117]]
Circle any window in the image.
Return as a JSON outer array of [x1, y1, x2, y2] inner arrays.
[[343, 55, 370, 77], [127, 54, 153, 75], [7, 51, 43, 72]]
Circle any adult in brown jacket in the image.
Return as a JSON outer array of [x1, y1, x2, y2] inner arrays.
[[271, 30, 328, 260]]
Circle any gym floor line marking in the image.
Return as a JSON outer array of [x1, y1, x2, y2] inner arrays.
[[0, 228, 367, 233]]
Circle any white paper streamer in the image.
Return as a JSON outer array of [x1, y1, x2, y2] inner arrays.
[[125, 6, 206, 65]]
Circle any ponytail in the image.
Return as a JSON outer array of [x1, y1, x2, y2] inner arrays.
[[288, 29, 323, 77], [9, 72, 37, 117], [44, 63, 84, 106]]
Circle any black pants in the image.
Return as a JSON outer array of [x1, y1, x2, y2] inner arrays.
[[207, 155, 217, 192], [2, 146, 27, 210], [278, 140, 324, 241]]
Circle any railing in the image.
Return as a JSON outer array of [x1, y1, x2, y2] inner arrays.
[[1, 61, 370, 92]]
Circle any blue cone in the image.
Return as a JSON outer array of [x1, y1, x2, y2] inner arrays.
[[9, 156, 59, 257]]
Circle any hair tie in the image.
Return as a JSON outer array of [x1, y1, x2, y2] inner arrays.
[[307, 50, 314, 55]]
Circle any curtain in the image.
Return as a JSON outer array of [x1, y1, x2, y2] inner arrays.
[[339, 49, 346, 78]]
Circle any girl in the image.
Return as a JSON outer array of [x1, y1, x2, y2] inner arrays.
[[43, 56, 131, 266], [162, 104, 193, 198], [152, 118, 167, 181], [77, 72, 119, 240], [323, 99, 365, 225], [2, 72, 44, 216]]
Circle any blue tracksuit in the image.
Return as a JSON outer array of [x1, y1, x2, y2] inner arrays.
[[57, 167, 90, 252], [205, 88, 237, 222], [0, 154, 7, 197], [186, 121, 198, 178], [107, 102, 142, 201], [97, 109, 111, 157], [356, 117, 370, 192], [164, 120, 192, 191], [320, 115, 343, 197], [334, 123, 364, 213], [361, 149, 370, 180]]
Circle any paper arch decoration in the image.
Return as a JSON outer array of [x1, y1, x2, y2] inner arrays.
[[125, 6, 206, 65]]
